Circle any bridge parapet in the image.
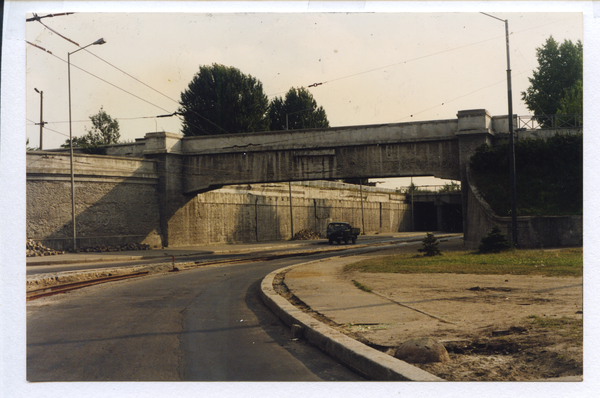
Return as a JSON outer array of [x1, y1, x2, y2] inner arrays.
[[179, 119, 460, 155]]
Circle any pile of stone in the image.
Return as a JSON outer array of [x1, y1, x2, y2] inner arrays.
[[293, 229, 324, 240], [73, 243, 151, 253], [27, 239, 66, 257]]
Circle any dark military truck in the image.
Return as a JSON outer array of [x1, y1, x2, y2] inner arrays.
[[326, 222, 360, 245]]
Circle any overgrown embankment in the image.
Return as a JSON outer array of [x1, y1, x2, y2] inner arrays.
[[469, 133, 582, 216]]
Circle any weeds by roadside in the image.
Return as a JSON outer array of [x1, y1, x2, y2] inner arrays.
[[344, 248, 582, 277], [525, 315, 583, 344], [352, 280, 372, 293]]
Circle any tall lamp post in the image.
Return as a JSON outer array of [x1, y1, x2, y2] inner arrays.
[[68, 38, 106, 250], [481, 13, 518, 248], [285, 107, 315, 239], [33, 88, 46, 150]]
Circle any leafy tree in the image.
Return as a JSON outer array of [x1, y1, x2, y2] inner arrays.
[[521, 37, 583, 122], [61, 106, 120, 153], [268, 87, 329, 131], [557, 79, 582, 115], [178, 64, 269, 136]]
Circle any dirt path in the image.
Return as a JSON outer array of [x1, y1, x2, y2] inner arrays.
[[341, 270, 583, 381], [283, 238, 583, 381]]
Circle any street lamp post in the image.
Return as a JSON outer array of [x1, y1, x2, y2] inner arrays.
[[481, 13, 518, 248], [68, 38, 106, 250], [285, 107, 315, 239], [34, 88, 45, 150]]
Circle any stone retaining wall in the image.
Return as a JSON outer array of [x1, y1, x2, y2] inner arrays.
[[27, 152, 412, 250], [164, 184, 411, 247], [464, 164, 582, 249]]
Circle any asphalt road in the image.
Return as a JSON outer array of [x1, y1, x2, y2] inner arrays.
[[27, 252, 366, 381], [25, 235, 418, 276]]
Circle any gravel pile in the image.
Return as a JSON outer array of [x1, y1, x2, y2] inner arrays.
[[73, 243, 151, 253], [293, 229, 324, 240], [27, 239, 65, 257]]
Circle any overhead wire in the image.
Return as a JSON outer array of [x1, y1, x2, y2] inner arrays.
[[30, 19, 237, 139], [28, 15, 578, 153]]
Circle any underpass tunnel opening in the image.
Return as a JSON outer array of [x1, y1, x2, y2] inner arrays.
[[413, 202, 463, 233]]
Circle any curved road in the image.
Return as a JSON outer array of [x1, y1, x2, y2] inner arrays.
[[27, 253, 366, 381]]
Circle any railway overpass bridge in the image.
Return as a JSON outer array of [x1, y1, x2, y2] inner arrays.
[[133, 109, 502, 195], [33, 109, 580, 248], [103, 109, 507, 245]]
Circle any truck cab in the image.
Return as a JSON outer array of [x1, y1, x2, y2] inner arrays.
[[326, 222, 360, 245]]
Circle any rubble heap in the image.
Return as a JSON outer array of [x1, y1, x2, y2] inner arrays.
[[293, 229, 324, 240], [73, 243, 151, 253], [27, 239, 66, 257]]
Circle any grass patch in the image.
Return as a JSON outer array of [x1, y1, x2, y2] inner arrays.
[[344, 248, 582, 277], [352, 280, 373, 293], [525, 315, 583, 342]]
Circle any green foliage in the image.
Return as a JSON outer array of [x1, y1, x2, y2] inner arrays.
[[479, 226, 511, 254], [401, 182, 429, 195], [418, 233, 442, 257], [438, 181, 461, 193], [178, 64, 270, 136], [352, 280, 372, 293], [521, 36, 583, 122], [525, 315, 583, 342], [557, 79, 583, 116], [469, 133, 582, 216], [61, 106, 120, 154], [268, 87, 329, 131], [344, 248, 582, 277]]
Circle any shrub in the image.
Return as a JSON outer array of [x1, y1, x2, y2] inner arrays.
[[418, 233, 442, 257], [479, 226, 511, 253]]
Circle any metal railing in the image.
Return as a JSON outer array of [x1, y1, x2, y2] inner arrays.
[[400, 184, 462, 194], [293, 181, 462, 195], [518, 114, 582, 130]]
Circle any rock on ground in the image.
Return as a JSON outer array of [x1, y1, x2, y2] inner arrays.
[[394, 337, 451, 364]]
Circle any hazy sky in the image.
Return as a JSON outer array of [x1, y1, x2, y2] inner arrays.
[[24, 7, 583, 188], [4, 2, 600, 397]]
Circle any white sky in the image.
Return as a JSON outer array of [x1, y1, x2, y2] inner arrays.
[[24, 5, 582, 188], [3, 2, 600, 398]]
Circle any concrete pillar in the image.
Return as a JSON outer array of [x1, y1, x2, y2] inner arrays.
[[435, 201, 443, 232], [142, 132, 191, 248], [455, 110, 496, 243]]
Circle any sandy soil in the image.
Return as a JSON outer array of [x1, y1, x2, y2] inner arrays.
[[338, 269, 583, 381]]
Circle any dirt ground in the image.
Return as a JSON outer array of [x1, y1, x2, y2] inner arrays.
[[327, 241, 583, 381]]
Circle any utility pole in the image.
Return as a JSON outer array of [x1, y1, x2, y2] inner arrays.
[[68, 38, 106, 250], [411, 176, 415, 232], [360, 179, 365, 235], [481, 12, 518, 248], [289, 182, 294, 239], [34, 88, 45, 150]]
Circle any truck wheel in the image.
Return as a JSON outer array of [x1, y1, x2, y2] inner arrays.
[[352, 237, 357, 244], [329, 239, 334, 245], [337, 240, 341, 245], [344, 239, 349, 245]]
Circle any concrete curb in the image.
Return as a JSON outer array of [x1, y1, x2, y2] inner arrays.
[[26, 262, 174, 292], [259, 260, 444, 381]]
